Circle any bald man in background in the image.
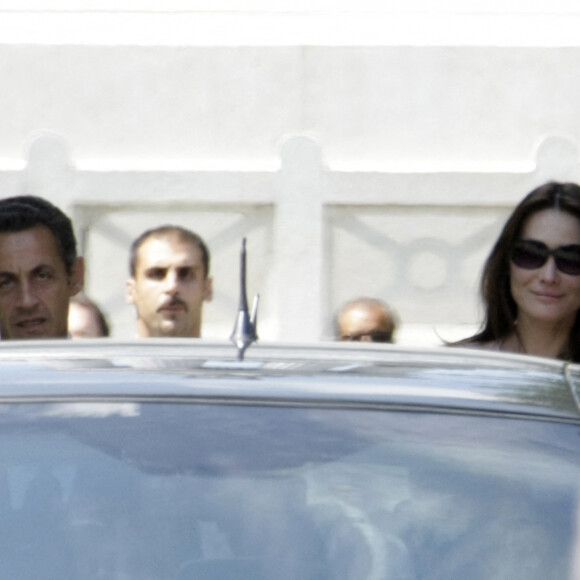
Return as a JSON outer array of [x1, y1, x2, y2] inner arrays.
[[336, 297, 397, 343]]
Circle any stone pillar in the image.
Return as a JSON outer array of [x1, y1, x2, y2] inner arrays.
[[22, 132, 75, 206], [534, 136, 580, 184], [273, 135, 326, 341]]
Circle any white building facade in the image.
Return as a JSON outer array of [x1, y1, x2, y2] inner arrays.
[[2, 2, 580, 344]]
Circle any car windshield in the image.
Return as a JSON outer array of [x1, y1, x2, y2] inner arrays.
[[1, 401, 579, 580]]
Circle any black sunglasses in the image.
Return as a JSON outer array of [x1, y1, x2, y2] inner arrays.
[[511, 239, 580, 276], [340, 331, 393, 343]]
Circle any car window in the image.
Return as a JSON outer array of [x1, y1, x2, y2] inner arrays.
[[0, 402, 579, 580]]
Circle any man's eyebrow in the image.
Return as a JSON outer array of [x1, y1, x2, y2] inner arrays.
[[31, 264, 55, 272], [144, 265, 168, 274]]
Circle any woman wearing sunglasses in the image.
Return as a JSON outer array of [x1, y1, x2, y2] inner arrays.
[[458, 181, 580, 361]]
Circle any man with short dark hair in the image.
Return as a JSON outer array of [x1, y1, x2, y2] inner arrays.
[[126, 225, 213, 338], [0, 195, 84, 339], [336, 297, 397, 343]]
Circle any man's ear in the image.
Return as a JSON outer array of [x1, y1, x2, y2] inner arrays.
[[204, 277, 213, 302], [126, 278, 136, 305], [69, 257, 85, 297]]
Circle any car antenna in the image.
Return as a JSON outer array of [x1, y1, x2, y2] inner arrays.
[[230, 237, 259, 361]]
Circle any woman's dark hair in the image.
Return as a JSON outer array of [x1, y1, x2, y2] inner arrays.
[[462, 181, 580, 361]]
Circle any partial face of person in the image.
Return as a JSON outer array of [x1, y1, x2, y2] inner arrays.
[[127, 233, 213, 338], [339, 304, 393, 342], [510, 209, 580, 328], [68, 302, 104, 339], [0, 226, 83, 339]]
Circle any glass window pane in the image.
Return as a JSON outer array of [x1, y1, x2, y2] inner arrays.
[[0, 402, 578, 579]]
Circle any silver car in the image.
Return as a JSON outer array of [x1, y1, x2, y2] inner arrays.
[[0, 339, 579, 580]]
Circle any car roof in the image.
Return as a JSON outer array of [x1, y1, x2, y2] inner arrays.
[[1, 339, 580, 422]]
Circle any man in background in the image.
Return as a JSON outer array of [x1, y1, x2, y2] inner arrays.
[[336, 297, 397, 343], [0, 195, 84, 339], [68, 293, 110, 338], [126, 225, 213, 338]]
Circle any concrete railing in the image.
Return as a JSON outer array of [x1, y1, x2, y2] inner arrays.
[[5, 131, 578, 345]]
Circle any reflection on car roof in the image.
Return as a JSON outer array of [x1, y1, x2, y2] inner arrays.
[[0, 339, 579, 422]]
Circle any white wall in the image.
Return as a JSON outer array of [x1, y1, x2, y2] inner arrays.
[[1, 6, 580, 344]]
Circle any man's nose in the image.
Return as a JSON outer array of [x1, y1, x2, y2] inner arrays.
[[163, 271, 179, 292], [18, 281, 39, 308]]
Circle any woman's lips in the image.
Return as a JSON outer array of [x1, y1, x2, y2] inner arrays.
[[533, 291, 563, 300]]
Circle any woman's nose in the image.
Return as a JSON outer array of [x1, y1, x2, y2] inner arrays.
[[539, 256, 559, 283]]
